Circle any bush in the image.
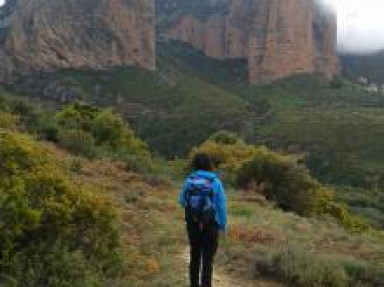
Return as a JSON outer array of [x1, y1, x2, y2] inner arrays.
[[209, 131, 243, 145], [55, 104, 150, 159], [324, 202, 369, 232], [190, 131, 255, 183], [9, 99, 45, 133], [124, 153, 155, 175], [69, 158, 84, 174], [0, 132, 122, 285], [0, 112, 19, 131], [236, 148, 333, 216], [255, 247, 383, 287], [55, 102, 99, 131], [343, 259, 384, 286], [270, 248, 349, 287], [4, 243, 101, 287], [192, 132, 370, 229], [57, 129, 96, 157], [329, 76, 344, 89], [91, 109, 126, 146]]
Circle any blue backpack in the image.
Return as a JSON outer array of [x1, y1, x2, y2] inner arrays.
[[185, 174, 216, 226]]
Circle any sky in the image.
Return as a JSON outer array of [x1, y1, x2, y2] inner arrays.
[[323, 0, 384, 54], [0, 0, 383, 55]]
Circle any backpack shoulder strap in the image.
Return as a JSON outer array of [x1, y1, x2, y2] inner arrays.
[[206, 176, 216, 198]]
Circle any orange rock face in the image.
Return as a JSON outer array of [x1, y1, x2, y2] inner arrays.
[[166, 0, 338, 84], [0, 0, 155, 81]]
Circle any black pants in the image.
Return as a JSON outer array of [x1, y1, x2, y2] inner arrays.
[[187, 221, 219, 287]]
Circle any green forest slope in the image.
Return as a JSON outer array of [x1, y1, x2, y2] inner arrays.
[[341, 52, 384, 84], [9, 42, 384, 227]]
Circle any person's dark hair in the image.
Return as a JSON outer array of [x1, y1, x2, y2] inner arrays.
[[192, 153, 213, 171]]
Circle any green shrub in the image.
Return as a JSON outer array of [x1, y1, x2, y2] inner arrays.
[[209, 131, 243, 145], [167, 158, 189, 180], [9, 99, 45, 133], [192, 132, 370, 230], [324, 202, 369, 232], [4, 243, 101, 287], [229, 205, 253, 219], [270, 248, 349, 287], [38, 119, 60, 142], [91, 109, 126, 146], [55, 103, 99, 131], [343, 259, 384, 286], [124, 153, 155, 175], [0, 112, 19, 131], [329, 76, 344, 89], [254, 248, 383, 287], [190, 131, 256, 184], [235, 149, 369, 230], [236, 148, 333, 216], [57, 129, 96, 157], [55, 104, 150, 159], [69, 158, 84, 174], [0, 132, 122, 285]]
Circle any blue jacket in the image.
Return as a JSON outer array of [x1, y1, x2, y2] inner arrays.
[[179, 170, 227, 231]]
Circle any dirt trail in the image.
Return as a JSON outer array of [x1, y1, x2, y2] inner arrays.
[[181, 247, 285, 287], [181, 247, 253, 287]]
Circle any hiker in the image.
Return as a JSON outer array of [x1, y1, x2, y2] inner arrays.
[[179, 153, 227, 287]]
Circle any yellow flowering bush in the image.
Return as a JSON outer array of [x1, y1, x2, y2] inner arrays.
[[0, 132, 122, 286]]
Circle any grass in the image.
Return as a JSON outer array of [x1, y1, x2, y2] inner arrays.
[[1, 93, 384, 286], [217, 191, 384, 286], [44, 145, 188, 287], [63, 154, 384, 287]]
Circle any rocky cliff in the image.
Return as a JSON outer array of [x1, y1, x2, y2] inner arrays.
[[161, 0, 338, 84], [0, 0, 155, 82], [0, 0, 337, 85]]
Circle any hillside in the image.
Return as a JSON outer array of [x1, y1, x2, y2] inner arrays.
[[0, 92, 384, 287], [341, 51, 384, 84], [1, 41, 383, 228], [160, 42, 384, 226], [0, 1, 384, 286], [8, 52, 254, 157]]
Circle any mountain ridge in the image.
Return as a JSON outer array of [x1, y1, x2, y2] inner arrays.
[[158, 0, 338, 84], [0, 0, 337, 85]]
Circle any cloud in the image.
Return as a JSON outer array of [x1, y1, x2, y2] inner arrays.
[[322, 0, 384, 54]]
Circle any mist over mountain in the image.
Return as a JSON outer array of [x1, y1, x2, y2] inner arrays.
[[322, 0, 384, 55]]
